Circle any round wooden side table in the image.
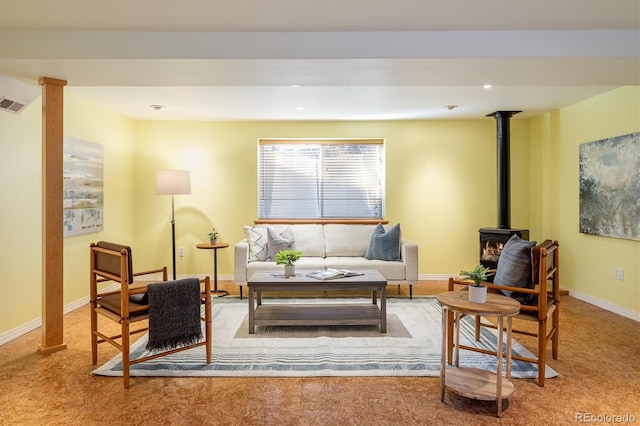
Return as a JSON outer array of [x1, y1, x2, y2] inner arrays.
[[437, 291, 520, 418], [196, 242, 230, 297]]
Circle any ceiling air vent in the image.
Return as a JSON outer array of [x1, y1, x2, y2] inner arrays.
[[0, 74, 41, 114], [0, 96, 27, 114]]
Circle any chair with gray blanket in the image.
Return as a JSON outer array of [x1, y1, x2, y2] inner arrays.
[[90, 242, 212, 388]]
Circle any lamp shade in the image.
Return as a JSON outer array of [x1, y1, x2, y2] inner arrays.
[[155, 170, 191, 195]]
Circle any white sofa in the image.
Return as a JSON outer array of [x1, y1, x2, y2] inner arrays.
[[234, 223, 418, 299]]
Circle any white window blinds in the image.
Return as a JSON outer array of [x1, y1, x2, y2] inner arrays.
[[258, 139, 384, 219]]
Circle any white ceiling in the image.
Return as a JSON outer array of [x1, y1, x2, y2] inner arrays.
[[0, 0, 638, 121]]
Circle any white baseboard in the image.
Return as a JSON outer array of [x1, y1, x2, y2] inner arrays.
[[0, 294, 92, 346], [0, 274, 213, 346], [567, 288, 640, 322], [3, 273, 637, 346], [0, 317, 42, 346], [420, 274, 456, 281], [422, 274, 639, 322]]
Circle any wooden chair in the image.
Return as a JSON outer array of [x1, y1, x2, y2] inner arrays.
[[90, 242, 212, 388], [447, 239, 560, 386]]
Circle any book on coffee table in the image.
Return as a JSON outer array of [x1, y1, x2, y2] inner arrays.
[[306, 268, 365, 280]]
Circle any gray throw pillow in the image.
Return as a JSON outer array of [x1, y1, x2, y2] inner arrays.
[[266, 226, 296, 261], [494, 234, 536, 304], [364, 223, 402, 261]]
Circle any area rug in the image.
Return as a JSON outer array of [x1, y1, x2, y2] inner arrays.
[[93, 297, 558, 378]]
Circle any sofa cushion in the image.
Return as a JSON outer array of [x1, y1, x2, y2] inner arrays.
[[324, 224, 377, 257], [266, 226, 296, 261], [246, 257, 326, 276], [365, 223, 402, 261], [288, 224, 326, 257], [243, 226, 268, 262], [495, 234, 537, 303]]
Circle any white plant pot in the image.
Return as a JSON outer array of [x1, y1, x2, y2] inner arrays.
[[468, 285, 487, 303], [284, 264, 296, 277]]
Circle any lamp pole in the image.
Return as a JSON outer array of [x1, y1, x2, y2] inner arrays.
[[156, 169, 191, 281], [170, 194, 177, 280]]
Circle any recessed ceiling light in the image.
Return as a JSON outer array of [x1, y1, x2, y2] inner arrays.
[[150, 104, 165, 110], [483, 84, 492, 90], [294, 106, 305, 110], [291, 85, 301, 88]]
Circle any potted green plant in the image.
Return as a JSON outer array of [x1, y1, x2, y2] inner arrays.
[[459, 265, 491, 303], [207, 227, 219, 245], [275, 249, 302, 277]]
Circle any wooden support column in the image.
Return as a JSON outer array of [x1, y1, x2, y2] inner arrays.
[[38, 77, 67, 354]]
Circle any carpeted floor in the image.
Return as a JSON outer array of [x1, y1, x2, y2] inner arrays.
[[0, 280, 638, 426]]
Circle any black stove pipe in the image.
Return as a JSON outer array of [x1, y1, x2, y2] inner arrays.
[[486, 110, 521, 229]]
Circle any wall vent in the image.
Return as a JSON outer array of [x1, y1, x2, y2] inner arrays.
[[0, 74, 41, 115], [0, 96, 27, 114]]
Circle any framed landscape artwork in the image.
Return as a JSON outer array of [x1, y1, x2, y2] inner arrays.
[[63, 137, 104, 237], [579, 131, 640, 241]]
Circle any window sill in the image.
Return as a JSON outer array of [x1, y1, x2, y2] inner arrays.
[[254, 219, 388, 225]]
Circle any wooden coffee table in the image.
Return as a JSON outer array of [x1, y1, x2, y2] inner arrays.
[[247, 269, 387, 334]]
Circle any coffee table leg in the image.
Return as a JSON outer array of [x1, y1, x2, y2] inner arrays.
[[506, 316, 513, 379], [440, 306, 447, 402], [248, 286, 255, 334], [380, 285, 387, 333], [496, 315, 504, 417]]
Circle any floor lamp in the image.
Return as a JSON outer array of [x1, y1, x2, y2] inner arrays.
[[156, 170, 191, 280]]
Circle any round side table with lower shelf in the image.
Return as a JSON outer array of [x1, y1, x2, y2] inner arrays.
[[196, 242, 230, 297], [437, 291, 521, 418]]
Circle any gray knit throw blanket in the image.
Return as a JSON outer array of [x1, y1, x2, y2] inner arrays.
[[146, 278, 203, 352]]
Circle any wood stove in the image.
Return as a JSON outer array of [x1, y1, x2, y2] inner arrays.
[[479, 227, 530, 270], [480, 111, 530, 275]]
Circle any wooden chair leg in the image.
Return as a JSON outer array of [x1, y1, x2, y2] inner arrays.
[[90, 302, 98, 365], [122, 320, 130, 389], [538, 320, 547, 387], [552, 310, 560, 359], [474, 315, 481, 341]]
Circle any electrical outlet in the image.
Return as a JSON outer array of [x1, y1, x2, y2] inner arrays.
[[615, 268, 624, 281], [178, 247, 185, 257]]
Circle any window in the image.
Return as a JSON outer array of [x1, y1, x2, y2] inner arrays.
[[258, 139, 384, 219]]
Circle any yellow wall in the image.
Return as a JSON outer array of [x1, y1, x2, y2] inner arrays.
[[2, 86, 638, 338], [0, 96, 42, 331], [529, 87, 640, 313], [0, 90, 137, 334], [133, 119, 531, 278], [62, 91, 138, 304]]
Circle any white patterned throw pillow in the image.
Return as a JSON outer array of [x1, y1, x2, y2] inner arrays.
[[243, 226, 268, 262]]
